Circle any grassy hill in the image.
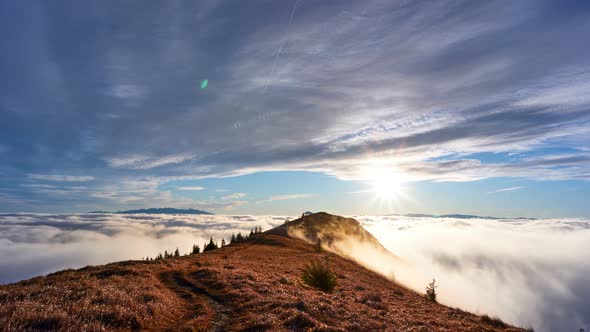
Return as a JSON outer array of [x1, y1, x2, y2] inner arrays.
[[0, 213, 526, 331]]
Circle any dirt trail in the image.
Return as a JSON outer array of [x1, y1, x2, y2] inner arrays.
[[159, 270, 230, 332]]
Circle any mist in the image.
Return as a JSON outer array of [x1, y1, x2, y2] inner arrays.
[[0, 213, 286, 284], [0, 213, 588, 331], [355, 215, 590, 331]]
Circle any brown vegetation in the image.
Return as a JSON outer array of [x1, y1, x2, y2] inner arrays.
[[0, 213, 526, 331]]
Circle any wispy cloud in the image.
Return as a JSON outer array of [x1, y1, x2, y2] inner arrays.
[[489, 186, 523, 194], [177, 186, 206, 191], [27, 174, 95, 182], [221, 192, 246, 200], [105, 84, 144, 100], [106, 154, 196, 170], [258, 194, 313, 203]]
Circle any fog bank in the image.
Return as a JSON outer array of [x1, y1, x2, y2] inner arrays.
[[0, 213, 588, 331]]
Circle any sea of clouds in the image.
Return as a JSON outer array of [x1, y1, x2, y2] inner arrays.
[[0, 213, 588, 331]]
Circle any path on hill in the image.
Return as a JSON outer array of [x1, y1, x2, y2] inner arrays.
[[159, 270, 229, 332]]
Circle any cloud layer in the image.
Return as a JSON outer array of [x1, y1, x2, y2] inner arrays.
[[357, 215, 590, 331], [1, 213, 588, 331]]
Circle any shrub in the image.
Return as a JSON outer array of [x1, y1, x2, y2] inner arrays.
[[425, 278, 437, 302], [301, 258, 337, 292]]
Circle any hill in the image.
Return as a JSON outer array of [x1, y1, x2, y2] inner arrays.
[[0, 212, 525, 331], [90, 207, 214, 215]]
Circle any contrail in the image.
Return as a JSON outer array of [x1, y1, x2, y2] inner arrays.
[[262, 0, 302, 93], [488, 186, 523, 194]]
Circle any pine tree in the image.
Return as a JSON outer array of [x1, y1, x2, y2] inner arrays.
[[174, 248, 180, 257], [236, 232, 244, 242], [315, 238, 322, 252], [230, 233, 236, 243], [164, 250, 170, 258], [221, 238, 226, 247], [191, 244, 201, 254], [249, 229, 254, 237], [204, 237, 218, 252], [425, 278, 437, 302]]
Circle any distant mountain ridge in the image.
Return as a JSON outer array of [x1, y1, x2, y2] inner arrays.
[[89, 208, 213, 215], [401, 213, 536, 220]]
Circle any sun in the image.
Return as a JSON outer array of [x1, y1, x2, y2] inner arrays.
[[369, 172, 405, 200]]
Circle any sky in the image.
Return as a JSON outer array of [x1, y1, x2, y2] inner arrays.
[[1, 1, 590, 217]]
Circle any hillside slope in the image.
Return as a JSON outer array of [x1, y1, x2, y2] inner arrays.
[[0, 213, 525, 331]]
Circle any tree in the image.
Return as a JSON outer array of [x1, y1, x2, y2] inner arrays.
[[221, 238, 226, 247], [164, 250, 170, 258], [236, 232, 244, 242], [204, 237, 219, 252], [230, 233, 236, 243], [425, 278, 437, 302], [191, 244, 201, 254], [174, 248, 180, 257], [249, 229, 254, 237], [315, 238, 322, 252]]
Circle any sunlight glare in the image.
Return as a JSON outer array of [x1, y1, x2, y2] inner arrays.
[[370, 172, 405, 200]]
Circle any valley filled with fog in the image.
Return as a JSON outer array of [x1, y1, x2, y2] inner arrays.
[[0, 213, 588, 331]]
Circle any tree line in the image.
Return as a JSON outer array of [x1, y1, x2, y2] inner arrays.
[[141, 226, 264, 261]]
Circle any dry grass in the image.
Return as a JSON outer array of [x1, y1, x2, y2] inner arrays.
[[481, 314, 508, 328], [0, 262, 186, 331], [0, 216, 527, 331]]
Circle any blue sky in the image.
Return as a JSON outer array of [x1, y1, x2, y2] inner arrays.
[[1, 1, 589, 217]]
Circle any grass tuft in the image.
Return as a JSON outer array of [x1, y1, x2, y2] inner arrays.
[[300, 258, 337, 292]]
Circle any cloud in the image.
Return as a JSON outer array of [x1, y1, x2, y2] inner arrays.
[[221, 192, 246, 200], [2, 1, 590, 210], [489, 186, 523, 194], [105, 84, 144, 100], [27, 174, 95, 182], [354, 215, 590, 332], [258, 194, 313, 203], [0, 213, 287, 284], [106, 154, 196, 170], [177, 186, 206, 191]]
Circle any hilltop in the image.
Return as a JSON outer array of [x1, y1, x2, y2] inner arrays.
[[0, 212, 525, 331], [89, 207, 214, 215]]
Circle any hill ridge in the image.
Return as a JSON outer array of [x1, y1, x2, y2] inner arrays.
[[0, 212, 525, 331]]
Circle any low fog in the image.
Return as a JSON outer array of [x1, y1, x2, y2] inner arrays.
[[356, 215, 590, 331], [1, 213, 588, 331]]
